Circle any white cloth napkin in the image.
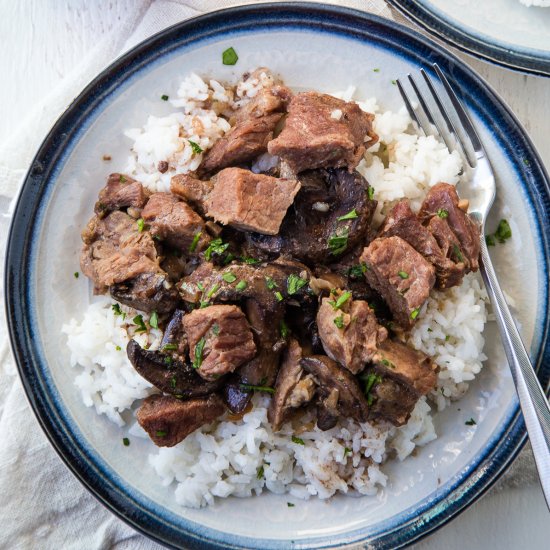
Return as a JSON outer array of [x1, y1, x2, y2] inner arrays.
[[0, 1, 537, 548]]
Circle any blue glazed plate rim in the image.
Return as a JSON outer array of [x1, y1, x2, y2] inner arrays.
[[5, 3, 550, 549], [387, 0, 550, 77]]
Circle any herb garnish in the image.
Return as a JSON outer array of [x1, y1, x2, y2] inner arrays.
[[192, 337, 206, 369], [133, 314, 147, 332], [256, 465, 265, 480], [337, 209, 358, 221], [328, 227, 349, 256], [410, 308, 420, 320], [189, 231, 202, 253], [485, 234, 496, 247], [287, 502, 295, 507], [136, 218, 146, 232], [188, 140, 203, 154], [222, 272, 237, 283], [239, 383, 275, 394], [274, 291, 284, 302], [206, 283, 220, 299], [149, 311, 159, 329], [349, 262, 368, 278], [465, 418, 477, 426], [112, 303, 126, 320], [452, 244, 464, 262], [373, 68, 380, 72], [334, 314, 345, 329], [115, 345, 122, 351], [236, 280, 248, 291], [155, 430, 167, 437], [291, 435, 305, 445], [329, 291, 352, 311], [74, 271, 79, 279], [161, 94, 169, 101], [437, 208, 449, 219], [364, 373, 382, 405], [204, 238, 229, 260], [123, 437, 130, 446], [287, 273, 307, 295], [495, 219, 512, 243], [280, 320, 289, 338], [265, 276, 277, 290], [170, 376, 177, 389], [398, 271, 409, 279], [162, 343, 178, 351], [222, 47, 239, 65], [242, 256, 260, 265], [212, 324, 220, 336], [343, 447, 352, 457], [119, 175, 127, 183], [368, 186, 375, 200]]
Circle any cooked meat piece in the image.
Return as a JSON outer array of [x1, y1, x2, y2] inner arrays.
[[418, 183, 480, 271], [179, 259, 312, 311], [159, 309, 188, 360], [367, 376, 419, 426], [301, 355, 369, 429], [200, 85, 291, 175], [110, 272, 179, 314], [183, 305, 257, 381], [372, 339, 438, 396], [268, 339, 315, 430], [141, 192, 210, 251], [126, 339, 222, 397], [317, 296, 388, 374], [360, 237, 435, 329], [248, 168, 376, 264], [94, 173, 148, 218], [267, 91, 377, 173], [137, 394, 225, 447], [223, 375, 253, 414], [237, 299, 285, 387], [160, 254, 187, 283], [171, 174, 213, 215]]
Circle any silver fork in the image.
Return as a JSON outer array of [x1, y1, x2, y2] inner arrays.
[[397, 64, 550, 509]]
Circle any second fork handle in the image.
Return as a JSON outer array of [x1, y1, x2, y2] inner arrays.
[[479, 240, 550, 509]]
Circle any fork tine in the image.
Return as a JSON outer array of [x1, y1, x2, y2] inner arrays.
[[420, 68, 474, 167], [396, 78, 426, 135], [432, 64, 484, 157], [407, 73, 453, 152]]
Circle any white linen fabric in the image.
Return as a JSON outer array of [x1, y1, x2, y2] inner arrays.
[[0, 1, 537, 548]]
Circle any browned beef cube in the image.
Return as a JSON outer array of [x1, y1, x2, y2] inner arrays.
[[136, 394, 225, 447], [201, 85, 291, 175], [183, 305, 257, 381], [418, 183, 480, 271], [378, 200, 465, 290], [267, 92, 378, 173], [368, 377, 419, 426], [360, 236, 435, 329], [141, 192, 210, 251], [94, 173, 148, 218], [372, 340, 438, 396], [205, 168, 301, 235], [316, 296, 387, 374], [170, 174, 213, 215]]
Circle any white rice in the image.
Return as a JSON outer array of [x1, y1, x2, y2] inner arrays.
[[63, 71, 488, 508]]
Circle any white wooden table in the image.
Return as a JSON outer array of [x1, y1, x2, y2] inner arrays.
[[1, 1, 549, 548]]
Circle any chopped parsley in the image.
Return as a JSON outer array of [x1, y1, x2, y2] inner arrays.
[[410, 308, 420, 320], [274, 291, 284, 302], [334, 314, 345, 329], [337, 209, 358, 221], [149, 311, 159, 329], [197, 282, 205, 291], [115, 345, 122, 351], [222, 46, 239, 65], [256, 465, 265, 480], [343, 447, 352, 457], [328, 227, 349, 256], [136, 218, 145, 232], [189, 231, 202, 253], [133, 314, 147, 333], [287, 273, 307, 295], [239, 383, 275, 394], [170, 376, 177, 389], [204, 238, 229, 260], [122, 437, 130, 446], [329, 291, 352, 311], [162, 343, 178, 351], [445, 334, 451, 342], [161, 94, 169, 101], [398, 270, 409, 279], [427, 327, 433, 332], [437, 208, 449, 219], [119, 175, 127, 183], [349, 262, 368, 278], [391, 80, 397, 85], [206, 283, 220, 299], [242, 256, 260, 265], [380, 358, 395, 369], [465, 418, 477, 426], [112, 303, 125, 319], [452, 244, 464, 262], [188, 140, 203, 154], [222, 271, 237, 283], [373, 68, 380, 73], [73, 271, 79, 279], [155, 430, 167, 437], [265, 276, 277, 290], [291, 435, 305, 445], [192, 337, 206, 369], [485, 234, 496, 247], [368, 186, 375, 200], [164, 356, 173, 366], [287, 502, 295, 507], [364, 373, 382, 405], [495, 219, 512, 243], [280, 319, 289, 338], [236, 280, 248, 291], [212, 324, 220, 336]]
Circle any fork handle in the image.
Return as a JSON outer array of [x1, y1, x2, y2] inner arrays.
[[479, 240, 550, 508]]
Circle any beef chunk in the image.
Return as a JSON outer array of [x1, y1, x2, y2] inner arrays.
[[301, 355, 369, 429], [267, 92, 377, 173], [372, 340, 438, 396], [268, 339, 315, 430], [367, 376, 419, 426], [418, 183, 480, 272], [171, 174, 213, 215], [183, 305, 257, 381], [94, 173, 148, 218], [126, 339, 222, 397], [360, 237, 435, 329], [248, 168, 376, 264], [136, 394, 225, 447], [200, 84, 291, 175], [141, 192, 210, 251], [317, 296, 388, 374], [205, 168, 301, 235]]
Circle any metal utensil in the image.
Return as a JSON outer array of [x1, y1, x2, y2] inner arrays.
[[397, 63, 550, 508]]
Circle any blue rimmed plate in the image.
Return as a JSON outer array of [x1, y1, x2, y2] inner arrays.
[[5, 3, 550, 549], [388, 0, 550, 77]]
